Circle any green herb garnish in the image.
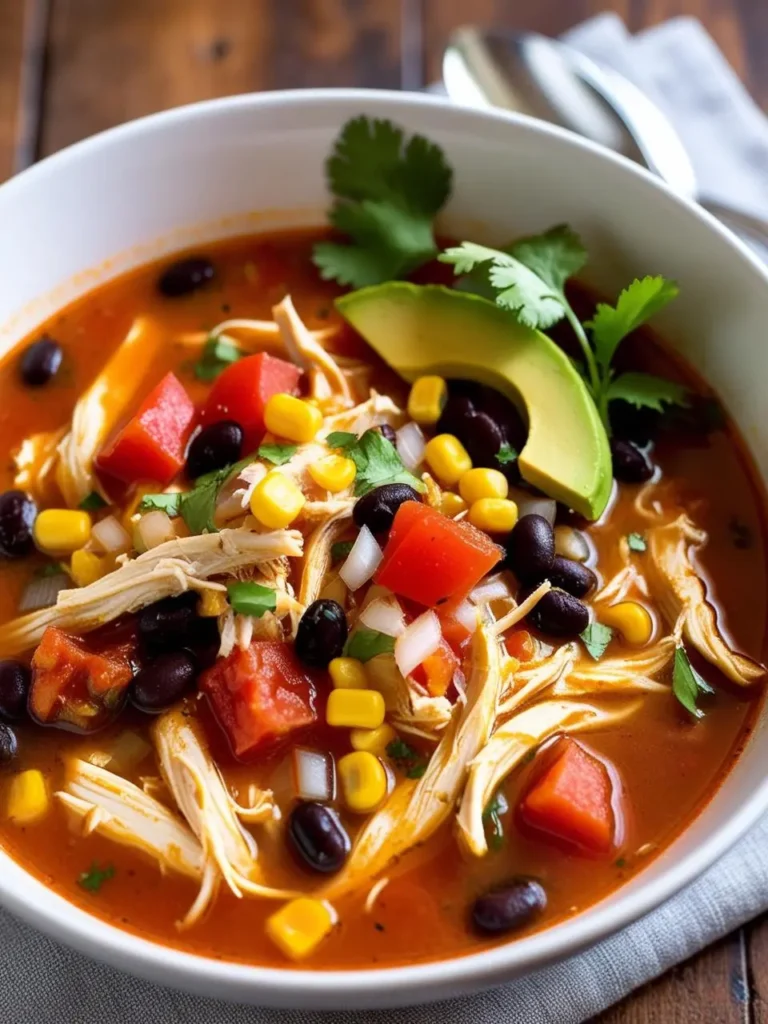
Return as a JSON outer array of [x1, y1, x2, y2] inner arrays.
[[495, 442, 518, 466], [386, 738, 429, 779], [325, 431, 358, 450], [227, 582, 277, 618], [258, 443, 298, 466], [344, 628, 396, 662], [627, 532, 647, 552], [580, 622, 614, 661], [331, 541, 355, 563], [327, 428, 423, 497], [194, 335, 240, 382], [35, 561, 65, 578], [673, 645, 714, 719], [140, 456, 252, 535], [482, 789, 509, 850], [313, 116, 452, 288], [78, 491, 108, 511], [138, 493, 182, 516], [78, 862, 115, 893]]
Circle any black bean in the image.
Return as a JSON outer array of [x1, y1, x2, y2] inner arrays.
[[0, 723, 18, 765], [288, 801, 350, 874], [505, 514, 555, 584], [547, 556, 597, 598], [378, 424, 398, 447], [0, 491, 37, 559], [130, 651, 198, 713], [186, 421, 243, 479], [436, 394, 476, 437], [527, 588, 589, 637], [475, 386, 527, 451], [353, 483, 421, 535], [0, 661, 30, 721], [610, 439, 654, 484], [446, 379, 484, 403], [19, 337, 63, 387], [295, 600, 348, 668], [609, 400, 660, 446], [157, 256, 215, 298], [137, 592, 200, 657], [471, 879, 547, 935], [461, 411, 506, 468]]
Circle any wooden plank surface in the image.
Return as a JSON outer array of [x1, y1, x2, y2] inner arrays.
[[1, 0, 768, 1020]]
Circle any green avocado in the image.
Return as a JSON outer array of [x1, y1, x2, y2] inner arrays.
[[336, 283, 612, 520]]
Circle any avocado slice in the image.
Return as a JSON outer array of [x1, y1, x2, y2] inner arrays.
[[336, 283, 612, 520]]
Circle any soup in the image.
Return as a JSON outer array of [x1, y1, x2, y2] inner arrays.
[[0, 117, 764, 970]]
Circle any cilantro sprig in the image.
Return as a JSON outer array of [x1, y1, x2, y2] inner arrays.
[[139, 456, 252, 535], [227, 582, 277, 618], [673, 645, 714, 718], [313, 116, 452, 288], [386, 738, 429, 779], [194, 335, 241, 382], [482, 789, 509, 850], [326, 427, 424, 497], [344, 628, 396, 662], [78, 862, 115, 893], [580, 622, 614, 661]]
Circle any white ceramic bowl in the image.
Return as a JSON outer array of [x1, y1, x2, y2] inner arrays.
[[0, 90, 767, 1010]]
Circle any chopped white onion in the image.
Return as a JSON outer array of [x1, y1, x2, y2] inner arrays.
[[359, 584, 392, 612], [339, 526, 383, 591], [510, 489, 556, 525], [453, 599, 479, 634], [359, 596, 406, 637], [91, 514, 131, 554], [137, 510, 175, 550], [470, 574, 512, 605], [292, 747, 335, 803], [554, 525, 591, 563], [395, 422, 426, 472], [395, 610, 442, 678], [19, 573, 70, 611]]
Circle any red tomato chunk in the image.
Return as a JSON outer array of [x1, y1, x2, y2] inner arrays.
[[377, 501, 502, 608], [97, 371, 196, 486], [201, 640, 317, 759], [412, 639, 461, 697], [520, 738, 617, 856], [202, 352, 301, 453]]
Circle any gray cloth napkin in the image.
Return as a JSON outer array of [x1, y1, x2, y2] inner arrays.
[[3, 15, 768, 1024]]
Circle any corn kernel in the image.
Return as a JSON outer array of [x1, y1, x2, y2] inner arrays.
[[70, 548, 108, 588], [329, 657, 367, 689], [338, 751, 388, 813], [264, 393, 323, 444], [468, 498, 519, 534], [34, 509, 91, 556], [439, 492, 468, 518], [459, 467, 509, 504], [266, 898, 336, 961], [425, 434, 472, 486], [327, 688, 385, 729], [350, 723, 397, 757], [199, 589, 229, 617], [250, 472, 305, 529], [600, 601, 654, 646], [308, 454, 357, 493], [7, 770, 49, 825], [407, 376, 448, 426]]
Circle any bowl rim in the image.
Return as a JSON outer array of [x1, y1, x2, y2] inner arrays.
[[3, 86, 768, 1007]]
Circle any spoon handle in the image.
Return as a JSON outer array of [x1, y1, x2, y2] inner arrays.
[[698, 197, 768, 250]]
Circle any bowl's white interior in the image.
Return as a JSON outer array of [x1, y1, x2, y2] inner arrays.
[[0, 90, 766, 1009]]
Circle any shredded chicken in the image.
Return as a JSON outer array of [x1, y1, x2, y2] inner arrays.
[[299, 508, 354, 606], [421, 473, 443, 510], [456, 699, 640, 856], [648, 515, 765, 685], [272, 295, 353, 406], [492, 581, 552, 636], [0, 528, 303, 656], [13, 426, 67, 506], [319, 393, 405, 438], [498, 643, 577, 717], [178, 317, 339, 357], [555, 638, 676, 697], [365, 654, 453, 740]]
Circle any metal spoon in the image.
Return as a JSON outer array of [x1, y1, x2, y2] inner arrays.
[[442, 26, 768, 247]]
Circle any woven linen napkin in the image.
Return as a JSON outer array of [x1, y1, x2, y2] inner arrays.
[[2, 15, 768, 1023]]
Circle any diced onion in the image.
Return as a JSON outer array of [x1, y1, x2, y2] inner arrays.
[[395, 610, 442, 678], [292, 747, 335, 802], [91, 514, 131, 554], [470, 574, 512, 605], [453, 599, 478, 634], [339, 526, 383, 592], [137, 510, 175, 550], [396, 422, 426, 471], [359, 596, 406, 637], [19, 573, 70, 612], [510, 489, 556, 525], [554, 525, 591, 563]]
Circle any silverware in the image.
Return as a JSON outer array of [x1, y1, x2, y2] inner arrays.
[[442, 27, 768, 247]]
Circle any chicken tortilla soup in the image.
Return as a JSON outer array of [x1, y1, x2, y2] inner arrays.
[[0, 117, 764, 969]]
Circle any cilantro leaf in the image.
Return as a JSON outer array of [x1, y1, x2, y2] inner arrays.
[[325, 431, 357, 450], [313, 116, 452, 288], [138, 493, 182, 516], [334, 428, 424, 497], [587, 276, 679, 374], [627, 532, 647, 552], [482, 789, 509, 851], [510, 224, 588, 295], [495, 442, 518, 466], [673, 645, 714, 719], [386, 737, 428, 778], [580, 622, 614, 660], [607, 372, 689, 413], [345, 628, 396, 662], [78, 862, 115, 893], [331, 540, 354, 563], [79, 491, 108, 511], [258, 443, 298, 466], [227, 581, 277, 618], [36, 561, 65, 578], [194, 335, 240, 382], [139, 457, 252, 535]]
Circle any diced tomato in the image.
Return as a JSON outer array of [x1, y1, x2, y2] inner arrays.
[[377, 501, 502, 608], [504, 629, 536, 663], [412, 639, 461, 697], [201, 353, 301, 452], [30, 627, 133, 732], [520, 738, 617, 856], [201, 640, 316, 759], [438, 611, 474, 656], [97, 372, 196, 486]]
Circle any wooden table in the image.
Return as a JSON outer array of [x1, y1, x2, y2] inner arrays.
[[1, 1, 767, 1020]]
